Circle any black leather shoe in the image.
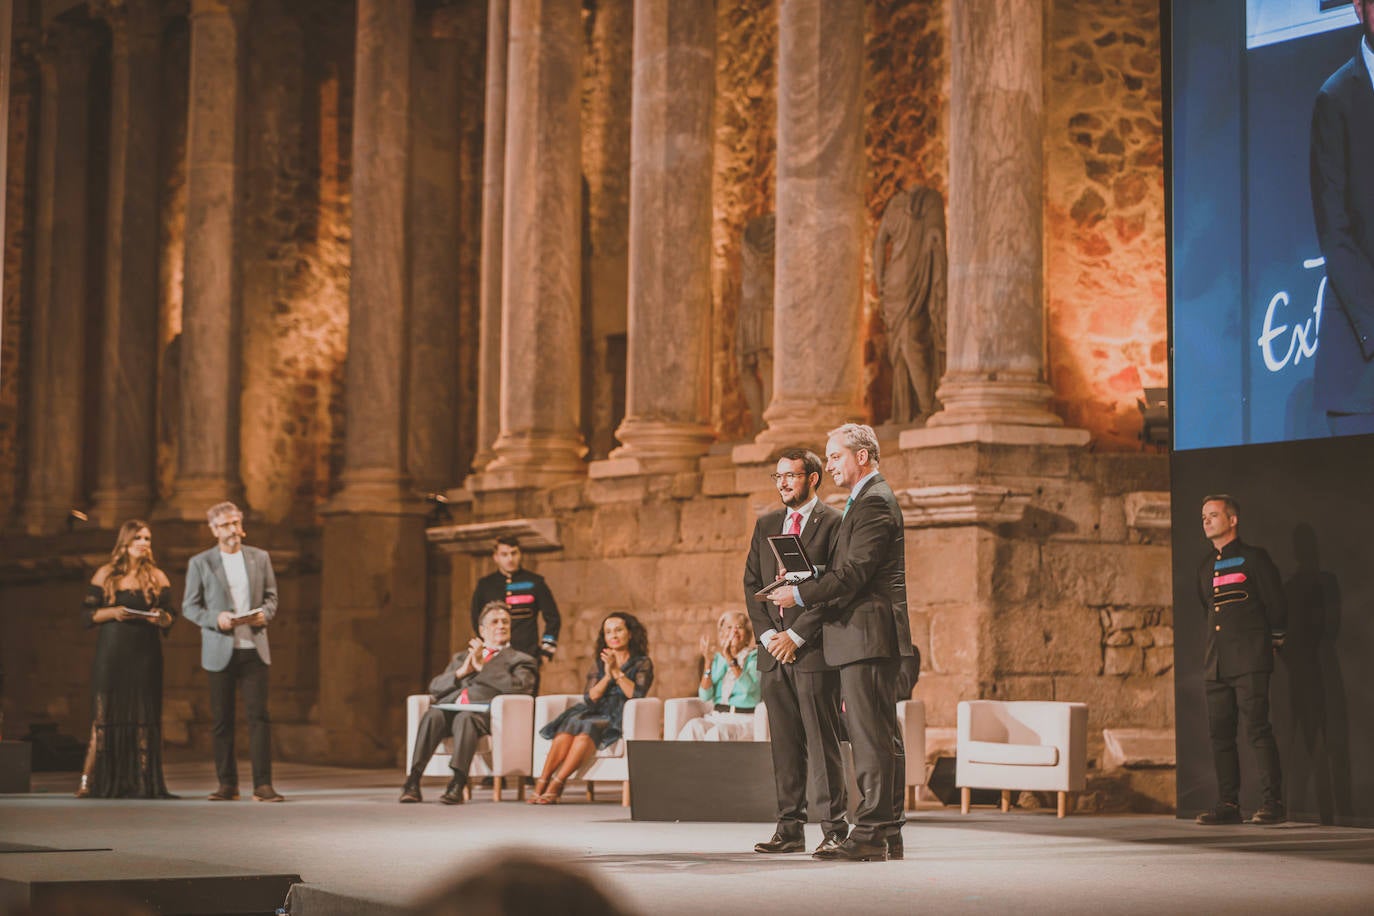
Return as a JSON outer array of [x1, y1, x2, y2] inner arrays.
[[1195, 801, 1242, 825], [399, 779, 422, 803], [754, 832, 805, 854], [814, 837, 888, 862], [886, 836, 904, 860], [439, 776, 466, 805], [812, 831, 847, 856], [1248, 800, 1287, 825]]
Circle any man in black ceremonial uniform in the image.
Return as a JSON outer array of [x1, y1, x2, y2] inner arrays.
[[470, 536, 561, 689], [1195, 495, 1287, 826]]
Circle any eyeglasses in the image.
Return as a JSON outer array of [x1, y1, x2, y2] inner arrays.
[[769, 472, 808, 483]]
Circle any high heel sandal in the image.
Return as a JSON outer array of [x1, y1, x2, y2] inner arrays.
[[530, 775, 565, 805], [527, 776, 551, 804], [74, 774, 91, 799]]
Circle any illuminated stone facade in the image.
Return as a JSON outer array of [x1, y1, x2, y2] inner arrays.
[[0, 0, 1172, 809]]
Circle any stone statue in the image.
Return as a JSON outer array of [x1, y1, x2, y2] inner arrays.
[[737, 213, 776, 435], [873, 186, 947, 424]]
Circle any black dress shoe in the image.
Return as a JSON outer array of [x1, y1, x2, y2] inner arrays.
[[399, 779, 422, 803], [814, 837, 888, 862], [1248, 800, 1287, 825], [439, 776, 466, 805], [1196, 801, 1242, 825], [886, 836, 904, 860], [812, 832, 847, 856], [754, 832, 805, 854]]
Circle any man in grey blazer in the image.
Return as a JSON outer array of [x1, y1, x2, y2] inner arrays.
[[401, 603, 536, 804], [771, 423, 914, 862], [182, 501, 283, 802]]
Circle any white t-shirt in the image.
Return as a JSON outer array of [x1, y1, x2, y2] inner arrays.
[[220, 550, 254, 649]]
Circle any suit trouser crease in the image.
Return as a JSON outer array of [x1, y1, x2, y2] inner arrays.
[[209, 648, 272, 787], [411, 707, 492, 779], [839, 658, 904, 843], [761, 662, 848, 836], [1205, 671, 1283, 804]]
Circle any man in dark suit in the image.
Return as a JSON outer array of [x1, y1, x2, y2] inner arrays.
[[771, 423, 913, 862], [1195, 495, 1287, 826], [744, 447, 847, 856], [401, 603, 536, 805], [1310, 0, 1374, 436], [182, 501, 283, 802]]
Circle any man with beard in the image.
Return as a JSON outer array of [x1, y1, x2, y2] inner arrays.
[[771, 424, 914, 862], [745, 448, 847, 857], [1310, 0, 1374, 435]]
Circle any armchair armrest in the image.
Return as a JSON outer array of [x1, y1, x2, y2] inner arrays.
[[753, 701, 770, 741], [488, 694, 535, 776], [664, 697, 711, 740], [898, 699, 926, 786], [621, 697, 663, 740]]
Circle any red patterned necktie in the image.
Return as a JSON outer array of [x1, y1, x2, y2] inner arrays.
[[786, 511, 802, 535]]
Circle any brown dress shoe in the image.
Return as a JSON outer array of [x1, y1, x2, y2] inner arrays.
[[208, 785, 240, 801], [399, 779, 423, 803], [252, 785, 285, 802]]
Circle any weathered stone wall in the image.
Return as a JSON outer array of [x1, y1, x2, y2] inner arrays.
[[1044, 0, 1167, 448], [0, 27, 39, 527], [155, 17, 188, 504]]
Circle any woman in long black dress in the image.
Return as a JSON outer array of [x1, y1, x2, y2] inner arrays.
[[529, 612, 653, 804], [76, 520, 176, 798]]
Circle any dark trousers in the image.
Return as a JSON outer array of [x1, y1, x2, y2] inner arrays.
[[839, 657, 904, 844], [410, 706, 492, 779], [761, 662, 847, 837], [1206, 671, 1283, 805], [209, 648, 272, 788]]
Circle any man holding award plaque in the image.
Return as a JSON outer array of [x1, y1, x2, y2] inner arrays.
[[745, 448, 847, 857], [182, 501, 283, 802]]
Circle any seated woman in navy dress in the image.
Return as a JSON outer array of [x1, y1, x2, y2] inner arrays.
[[530, 612, 653, 804]]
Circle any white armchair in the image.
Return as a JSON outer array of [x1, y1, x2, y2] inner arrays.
[[664, 698, 770, 742], [897, 699, 927, 809], [405, 693, 534, 801], [956, 700, 1088, 817], [533, 694, 664, 806]]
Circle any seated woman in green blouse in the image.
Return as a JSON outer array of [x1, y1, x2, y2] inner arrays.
[[677, 610, 761, 741]]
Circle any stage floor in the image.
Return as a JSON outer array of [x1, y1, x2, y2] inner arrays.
[[3, 762, 1373, 915]]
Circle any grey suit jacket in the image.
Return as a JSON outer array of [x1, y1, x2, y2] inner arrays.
[[429, 647, 537, 706], [792, 474, 914, 668], [182, 545, 279, 672]]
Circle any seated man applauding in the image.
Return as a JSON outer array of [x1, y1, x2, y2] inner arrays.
[[401, 602, 536, 804]]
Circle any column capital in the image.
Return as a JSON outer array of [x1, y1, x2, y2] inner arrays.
[[90, 0, 164, 45], [188, 0, 250, 20]]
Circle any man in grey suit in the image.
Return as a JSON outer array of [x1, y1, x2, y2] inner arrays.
[[401, 603, 536, 805], [745, 448, 848, 856], [182, 501, 283, 802], [771, 423, 914, 862]]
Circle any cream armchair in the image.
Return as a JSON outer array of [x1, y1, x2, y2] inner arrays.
[[956, 700, 1088, 817], [405, 693, 534, 801], [533, 694, 664, 806], [897, 699, 927, 809], [664, 698, 770, 741]]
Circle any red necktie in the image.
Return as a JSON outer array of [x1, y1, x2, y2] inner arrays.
[[786, 511, 802, 535], [459, 648, 500, 703]]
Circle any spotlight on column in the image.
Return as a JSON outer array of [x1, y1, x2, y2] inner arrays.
[[1138, 387, 1170, 448], [66, 509, 89, 533], [423, 492, 453, 527]]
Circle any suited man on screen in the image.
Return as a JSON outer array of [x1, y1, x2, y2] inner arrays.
[[744, 448, 848, 857], [770, 423, 914, 862], [1310, 0, 1374, 436]]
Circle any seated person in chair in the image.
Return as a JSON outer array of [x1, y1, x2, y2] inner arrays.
[[401, 603, 536, 805], [678, 610, 761, 741]]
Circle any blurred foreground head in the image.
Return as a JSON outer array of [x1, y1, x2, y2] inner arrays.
[[410, 849, 636, 916]]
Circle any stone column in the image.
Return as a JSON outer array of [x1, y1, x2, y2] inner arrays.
[[750, 0, 866, 452], [21, 25, 95, 534], [602, 0, 715, 475], [921, 0, 1068, 435], [319, 0, 426, 765], [471, 0, 507, 473], [90, 0, 163, 528], [165, 0, 246, 518], [482, 0, 585, 488]]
